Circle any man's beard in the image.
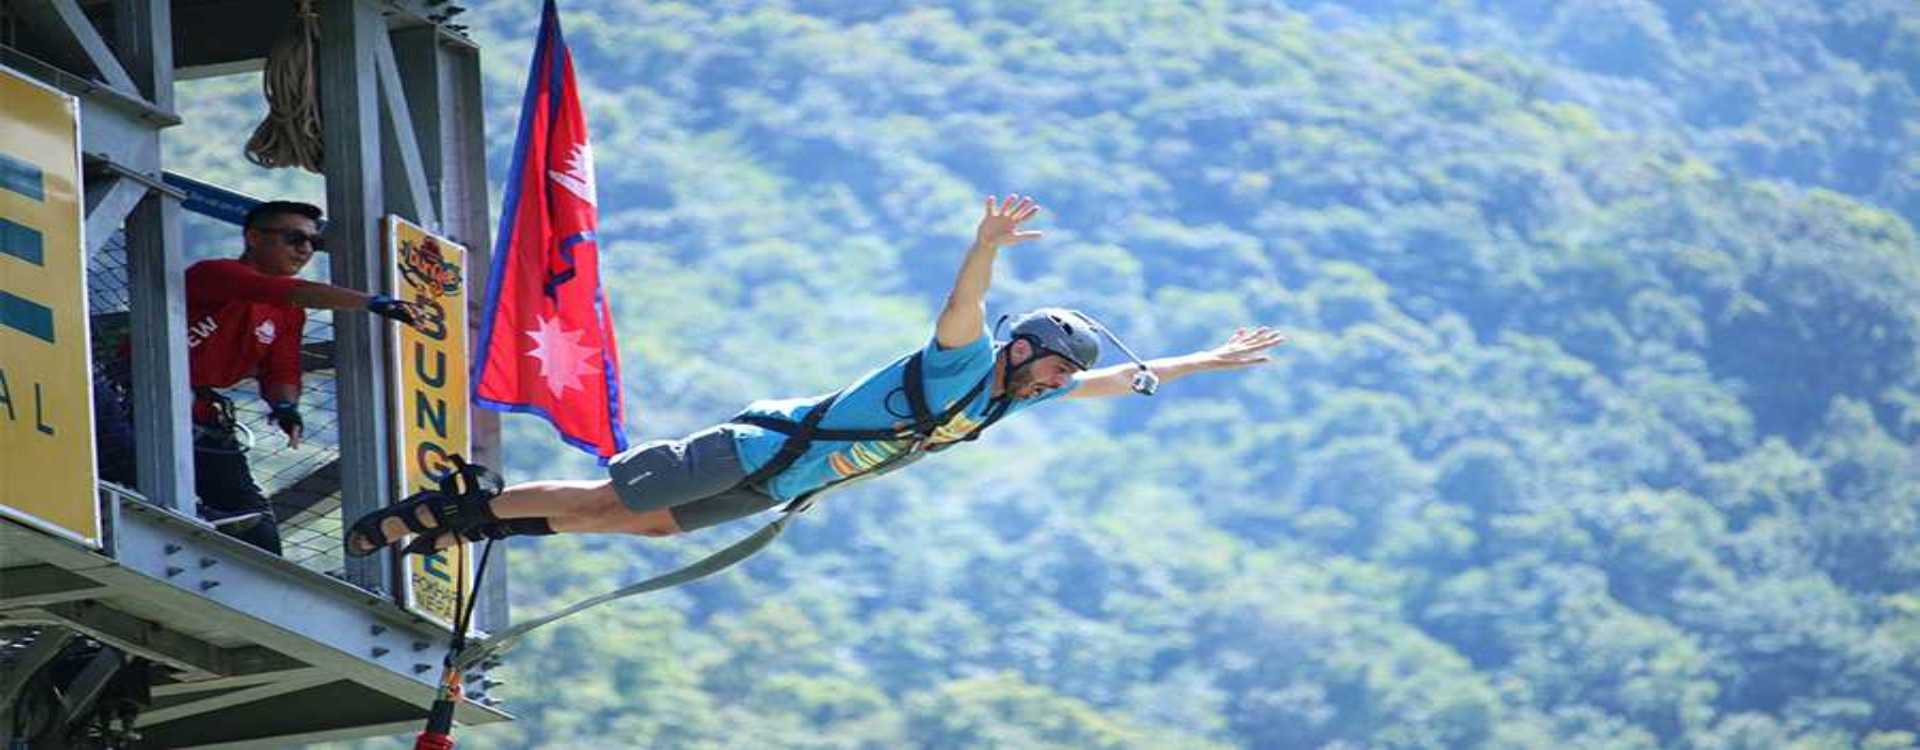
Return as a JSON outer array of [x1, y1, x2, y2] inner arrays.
[[1007, 370, 1051, 400]]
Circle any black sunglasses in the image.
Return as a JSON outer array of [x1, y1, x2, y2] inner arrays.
[[256, 227, 324, 250]]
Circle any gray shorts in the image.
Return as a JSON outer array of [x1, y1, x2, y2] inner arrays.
[[605, 425, 781, 531]]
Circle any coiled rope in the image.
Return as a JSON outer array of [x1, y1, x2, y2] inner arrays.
[[245, 0, 324, 172]]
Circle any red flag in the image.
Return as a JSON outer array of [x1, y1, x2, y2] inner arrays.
[[474, 0, 629, 461]]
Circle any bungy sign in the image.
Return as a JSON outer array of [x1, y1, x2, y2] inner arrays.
[[386, 216, 478, 631]]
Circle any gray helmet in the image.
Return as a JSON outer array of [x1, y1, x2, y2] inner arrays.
[[1006, 308, 1100, 370]]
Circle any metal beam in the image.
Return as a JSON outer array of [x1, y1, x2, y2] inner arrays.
[[151, 711, 433, 750], [0, 564, 106, 608], [135, 670, 330, 727], [319, 0, 398, 596], [442, 41, 508, 634], [0, 515, 120, 574], [222, 645, 311, 677], [108, 0, 175, 111], [167, 0, 282, 74], [175, 58, 266, 80], [49, 0, 137, 92], [0, 42, 180, 125], [60, 0, 190, 521], [85, 152, 187, 201], [82, 175, 147, 257], [137, 677, 497, 749], [37, 601, 224, 679], [391, 27, 446, 213], [374, 28, 438, 229], [10, 605, 308, 689], [442, 42, 493, 453], [123, 191, 194, 516], [149, 665, 327, 698]]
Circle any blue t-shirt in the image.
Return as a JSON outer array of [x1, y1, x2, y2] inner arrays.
[[732, 330, 1077, 501]]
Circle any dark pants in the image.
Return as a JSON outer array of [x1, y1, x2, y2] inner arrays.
[[93, 372, 139, 487], [193, 421, 283, 555]]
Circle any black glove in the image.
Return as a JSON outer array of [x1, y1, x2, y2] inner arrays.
[[268, 400, 303, 436], [367, 294, 420, 327]]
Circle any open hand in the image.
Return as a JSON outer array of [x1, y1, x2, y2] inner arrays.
[[1201, 326, 1287, 370], [974, 194, 1044, 249]]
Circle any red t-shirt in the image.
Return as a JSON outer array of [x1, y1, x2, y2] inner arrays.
[[185, 260, 305, 420]]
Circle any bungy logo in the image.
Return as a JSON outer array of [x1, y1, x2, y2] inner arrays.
[[399, 238, 463, 299]]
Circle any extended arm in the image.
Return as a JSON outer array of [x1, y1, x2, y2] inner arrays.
[[935, 195, 1043, 349], [285, 281, 423, 328], [1067, 326, 1287, 399], [193, 261, 423, 327], [284, 281, 373, 310]]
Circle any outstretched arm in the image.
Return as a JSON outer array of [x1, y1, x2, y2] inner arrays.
[[1066, 326, 1287, 399], [284, 280, 375, 310], [285, 281, 427, 329], [935, 195, 1043, 349]]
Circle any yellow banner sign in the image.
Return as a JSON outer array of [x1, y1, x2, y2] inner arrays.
[[387, 216, 475, 630], [0, 65, 98, 547]]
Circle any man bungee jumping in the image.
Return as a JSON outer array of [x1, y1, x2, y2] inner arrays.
[[346, 195, 1286, 555]]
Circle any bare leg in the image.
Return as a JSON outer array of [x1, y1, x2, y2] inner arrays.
[[420, 487, 682, 551], [495, 480, 683, 534], [389, 479, 686, 552], [491, 480, 693, 537], [360, 478, 686, 553], [490, 479, 624, 520]]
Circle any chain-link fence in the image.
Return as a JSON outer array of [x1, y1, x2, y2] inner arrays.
[[87, 211, 348, 577]]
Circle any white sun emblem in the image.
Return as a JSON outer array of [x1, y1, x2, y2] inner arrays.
[[548, 142, 598, 206], [524, 314, 602, 398]]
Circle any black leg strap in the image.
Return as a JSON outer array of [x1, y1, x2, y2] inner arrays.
[[466, 517, 556, 541], [419, 456, 504, 531], [401, 517, 556, 556], [346, 456, 504, 557]]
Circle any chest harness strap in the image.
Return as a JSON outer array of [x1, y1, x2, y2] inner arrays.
[[728, 351, 1013, 513]]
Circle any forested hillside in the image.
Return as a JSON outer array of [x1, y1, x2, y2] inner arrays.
[[167, 1, 1920, 747]]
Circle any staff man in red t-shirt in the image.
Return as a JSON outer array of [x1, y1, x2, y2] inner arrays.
[[188, 201, 424, 554]]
